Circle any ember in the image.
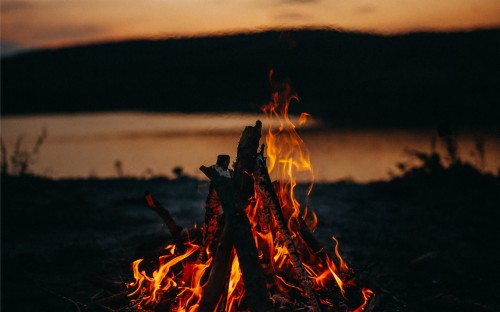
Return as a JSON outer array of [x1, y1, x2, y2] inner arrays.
[[126, 72, 374, 311]]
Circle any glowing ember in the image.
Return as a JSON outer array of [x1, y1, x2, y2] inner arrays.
[[126, 70, 374, 311]]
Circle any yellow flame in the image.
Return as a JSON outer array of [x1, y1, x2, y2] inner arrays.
[[128, 242, 207, 309], [224, 254, 244, 312], [262, 68, 356, 305], [332, 236, 349, 272], [262, 70, 316, 231], [127, 69, 373, 311]]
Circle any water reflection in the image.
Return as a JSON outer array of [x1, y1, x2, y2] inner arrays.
[[1, 112, 499, 182]]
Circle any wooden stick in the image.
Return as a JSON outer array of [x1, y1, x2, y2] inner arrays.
[[199, 164, 273, 312], [253, 178, 278, 290], [254, 150, 323, 312], [200, 121, 270, 312], [233, 120, 262, 206], [254, 180, 273, 234], [198, 155, 229, 262], [270, 179, 348, 279], [198, 218, 234, 312], [217, 251, 235, 312], [143, 191, 184, 253]]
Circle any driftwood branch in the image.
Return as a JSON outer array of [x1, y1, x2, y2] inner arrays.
[[255, 149, 322, 312], [199, 164, 273, 312]]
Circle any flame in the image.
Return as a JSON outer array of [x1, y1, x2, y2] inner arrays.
[[260, 69, 369, 308], [127, 241, 212, 311], [353, 288, 375, 312], [126, 69, 374, 311], [223, 254, 244, 312], [299, 112, 311, 125], [262, 69, 316, 228]]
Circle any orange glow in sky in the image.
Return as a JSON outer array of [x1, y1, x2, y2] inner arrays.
[[1, 0, 500, 49]]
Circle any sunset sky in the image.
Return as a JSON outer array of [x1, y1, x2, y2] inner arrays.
[[2, 0, 500, 51]]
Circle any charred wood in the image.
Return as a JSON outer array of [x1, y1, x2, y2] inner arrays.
[[198, 155, 229, 262], [198, 219, 234, 312], [200, 164, 273, 312], [201, 120, 272, 312], [217, 251, 235, 312], [254, 180, 273, 234], [233, 120, 262, 206], [255, 149, 323, 312]]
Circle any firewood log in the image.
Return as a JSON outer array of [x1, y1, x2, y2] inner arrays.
[[255, 150, 323, 312], [233, 121, 262, 206], [198, 216, 234, 312], [199, 120, 272, 312], [198, 155, 229, 262], [199, 164, 273, 312]]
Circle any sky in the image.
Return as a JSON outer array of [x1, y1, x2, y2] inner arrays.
[[1, 0, 500, 52]]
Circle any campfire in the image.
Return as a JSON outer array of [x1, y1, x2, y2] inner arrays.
[[125, 72, 374, 312]]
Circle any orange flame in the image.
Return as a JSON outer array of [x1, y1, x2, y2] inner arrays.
[[126, 69, 374, 311], [262, 69, 316, 228], [299, 112, 311, 125], [353, 288, 375, 312], [261, 69, 369, 307], [128, 241, 212, 311]]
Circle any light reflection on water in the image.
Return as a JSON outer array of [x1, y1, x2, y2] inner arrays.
[[1, 112, 499, 182]]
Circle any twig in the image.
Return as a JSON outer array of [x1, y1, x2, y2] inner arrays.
[[143, 191, 185, 253]]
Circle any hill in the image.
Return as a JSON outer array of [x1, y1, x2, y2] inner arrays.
[[2, 29, 500, 127]]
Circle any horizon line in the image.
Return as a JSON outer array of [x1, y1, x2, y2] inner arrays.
[[3, 24, 500, 56]]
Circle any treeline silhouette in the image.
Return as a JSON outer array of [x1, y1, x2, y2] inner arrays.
[[2, 29, 499, 127]]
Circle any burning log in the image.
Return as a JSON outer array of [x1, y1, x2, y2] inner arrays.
[[198, 217, 234, 312], [198, 155, 229, 262], [254, 147, 323, 312], [217, 251, 235, 312], [233, 121, 262, 206], [199, 163, 273, 312], [123, 117, 375, 311], [199, 121, 273, 312]]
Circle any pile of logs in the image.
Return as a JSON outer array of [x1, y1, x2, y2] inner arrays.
[[88, 120, 375, 312]]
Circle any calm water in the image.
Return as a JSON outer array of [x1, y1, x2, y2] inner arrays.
[[1, 112, 499, 182]]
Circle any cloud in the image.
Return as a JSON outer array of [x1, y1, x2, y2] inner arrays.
[[281, 0, 320, 4], [357, 5, 376, 14], [31, 24, 107, 43], [1, 0, 33, 13], [275, 12, 311, 22]]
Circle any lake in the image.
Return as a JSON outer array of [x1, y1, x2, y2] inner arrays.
[[1, 112, 499, 182]]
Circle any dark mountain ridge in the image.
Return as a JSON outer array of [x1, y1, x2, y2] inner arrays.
[[2, 29, 500, 127]]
